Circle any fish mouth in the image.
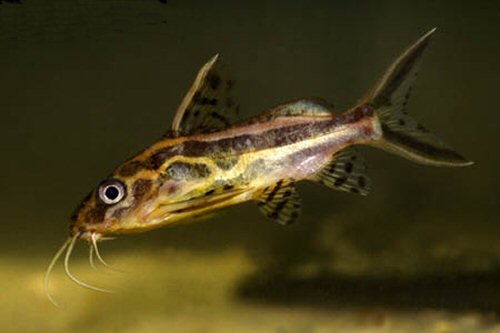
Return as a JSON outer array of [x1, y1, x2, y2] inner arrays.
[[70, 221, 116, 240], [78, 230, 103, 242]]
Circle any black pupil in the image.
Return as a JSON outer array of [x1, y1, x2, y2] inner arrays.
[[105, 186, 120, 200]]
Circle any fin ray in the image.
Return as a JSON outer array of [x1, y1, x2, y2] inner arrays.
[[256, 179, 301, 225], [312, 148, 371, 195], [172, 55, 239, 136], [361, 28, 472, 167]]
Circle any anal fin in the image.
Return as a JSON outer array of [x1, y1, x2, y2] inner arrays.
[[312, 148, 371, 195], [256, 179, 301, 225]]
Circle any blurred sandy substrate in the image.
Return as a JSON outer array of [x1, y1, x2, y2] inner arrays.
[[1, 249, 499, 333]]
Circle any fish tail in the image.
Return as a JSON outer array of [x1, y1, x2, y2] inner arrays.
[[361, 28, 472, 167]]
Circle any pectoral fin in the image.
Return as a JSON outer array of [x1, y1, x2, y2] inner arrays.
[[312, 148, 371, 195], [256, 179, 301, 225]]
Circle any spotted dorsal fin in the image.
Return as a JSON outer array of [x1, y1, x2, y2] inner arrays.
[[263, 98, 334, 118], [312, 148, 371, 195], [171, 55, 239, 136], [256, 179, 301, 225]]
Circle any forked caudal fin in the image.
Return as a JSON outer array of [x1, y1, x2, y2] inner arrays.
[[360, 28, 473, 167]]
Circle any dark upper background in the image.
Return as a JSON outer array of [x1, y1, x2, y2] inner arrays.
[[0, 0, 498, 278]]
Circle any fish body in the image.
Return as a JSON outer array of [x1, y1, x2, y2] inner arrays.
[[45, 28, 472, 304], [75, 99, 380, 236]]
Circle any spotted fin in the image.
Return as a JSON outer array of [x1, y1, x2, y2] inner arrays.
[[171, 54, 239, 136], [312, 148, 371, 195], [256, 179, 301, 225], [361, 28, 472, 167]]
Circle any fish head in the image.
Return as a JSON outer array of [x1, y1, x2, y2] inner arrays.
[[69, 154, 229, 239], [69, 174, 154, 239]]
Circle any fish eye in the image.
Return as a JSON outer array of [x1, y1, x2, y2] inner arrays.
[[98, 179, 126, 205]]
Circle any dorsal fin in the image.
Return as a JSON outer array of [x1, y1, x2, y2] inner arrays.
[[263, 98, 334, 118], [255, 179, 301, 225], [171, 55, 239, 136], [312, 148, 371, 195]]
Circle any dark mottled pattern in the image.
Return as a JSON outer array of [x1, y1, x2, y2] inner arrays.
[[192, 91, 217, 106], [84, 201, 107, 225], [213, 155, 239, 170], [210, 111, 230, 125], [334, 176, 347, 187], [148, 106, 372, 170], [132, 179, 152, 202], [204, 189, 215, 196], [345, 162, 353, 173], [265, 180, 283, 202], [149, 147, 179, 169], [210, 180, 236, 192], [257, 180, 301, 225], [309, 147, 370, 196], [118, 160, 147, 177], [274, 198, 288, 214], [165, 161, 211, 180], [206, 72, 221, 90], [201, 97, 218, 106], [212, 158, 264, 190]]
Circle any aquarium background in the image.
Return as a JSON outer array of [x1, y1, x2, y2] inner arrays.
[[1, 0, 499, 332]]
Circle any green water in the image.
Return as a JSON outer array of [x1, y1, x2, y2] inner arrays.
[[1, 1, 499, 332]]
